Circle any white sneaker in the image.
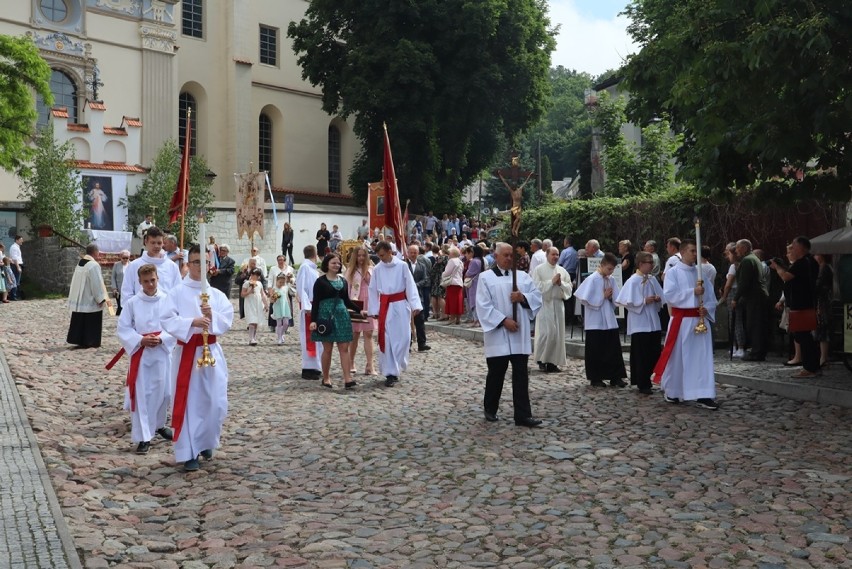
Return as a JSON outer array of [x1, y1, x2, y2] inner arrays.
[[732, 349, 744, 358]]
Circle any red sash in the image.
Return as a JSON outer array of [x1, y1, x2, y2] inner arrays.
[[652, 307, 700, 384], [105, 332, 161, 412], [172, 334, 217, 442], [304, 312, 316, 356], [378, 291, 408, 352]]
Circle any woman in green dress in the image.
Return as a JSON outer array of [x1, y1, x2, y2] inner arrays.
[[309, 253, 362, 389]]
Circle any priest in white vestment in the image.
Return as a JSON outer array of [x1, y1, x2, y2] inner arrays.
[[574, 252, 627, 387], [615, 251, 664, 394], [532, 247, 572, 372], [367, 241, 422, 387], [67, 244, 110, 348], [113, 264, 177, 454], [122, 226, 182, 298], [161, 245, 233, 471], [653, 240, 719, 409], [477, 243, 543, 427], [295, 245, 323, 379]]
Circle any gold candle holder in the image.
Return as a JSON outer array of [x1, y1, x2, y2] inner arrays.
[[197, 292, 217, 367], [694, 280, 708, 334]]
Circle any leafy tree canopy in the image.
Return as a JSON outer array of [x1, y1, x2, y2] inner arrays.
[[17, 123, 85, 241], [521, 66, 594, 185], [593, 91, 680, 197], [0, 34, 52, 172], [288, 0, 556, 211], [622, 0, 852, 201], [121, 140, 215, 244]]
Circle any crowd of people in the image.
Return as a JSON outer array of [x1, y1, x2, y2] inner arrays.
[[54, 212, 836, 468]]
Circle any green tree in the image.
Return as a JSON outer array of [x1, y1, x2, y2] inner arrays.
[[288, 0, 556, 210], [0, 34, 52, 171], [17, 123, 85, 240], [121, 140, 215, 244], [521, 67, 594, 182], [593, 91, 678, 196], [622, 0, 852, 201]]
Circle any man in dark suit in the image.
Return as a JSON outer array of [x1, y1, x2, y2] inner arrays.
[[209, 244, 235, 297], [406, 244, 431, 351]]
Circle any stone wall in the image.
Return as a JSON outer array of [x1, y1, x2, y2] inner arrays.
[[21, 237, 86, 295]]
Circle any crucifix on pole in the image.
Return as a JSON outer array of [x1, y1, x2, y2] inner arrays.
[[496, 150, 536, 320]]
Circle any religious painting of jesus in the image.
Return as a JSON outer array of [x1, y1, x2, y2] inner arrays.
[[82, 176, 114, 231]]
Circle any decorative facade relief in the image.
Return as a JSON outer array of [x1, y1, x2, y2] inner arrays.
[[142, 0, 175, 24], [27, 31, 101, 103], [140, 24, 176, 53], [90, 0, 142, 17], [30, 31, 89, 57]]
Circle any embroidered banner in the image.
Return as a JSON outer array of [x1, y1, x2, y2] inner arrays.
[[234, 172, 266, 239]]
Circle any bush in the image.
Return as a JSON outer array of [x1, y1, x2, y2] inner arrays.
[[516, 186, 841, 260]]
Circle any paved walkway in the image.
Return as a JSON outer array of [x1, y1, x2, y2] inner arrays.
[[0, 299, 850, 568], [0, 346, 81, 568]]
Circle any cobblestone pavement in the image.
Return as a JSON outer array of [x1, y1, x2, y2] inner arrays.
[[1, 299, 851, 569], [0, 344, 77, 567]]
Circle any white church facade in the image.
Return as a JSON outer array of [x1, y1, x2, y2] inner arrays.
[[0, 0, 364, 259]]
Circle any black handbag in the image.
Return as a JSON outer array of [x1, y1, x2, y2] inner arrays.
[[315, 318, 334, 336]]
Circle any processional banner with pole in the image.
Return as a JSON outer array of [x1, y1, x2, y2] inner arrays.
[[234, 171, 266, 240], [382, 123, 406, 253]]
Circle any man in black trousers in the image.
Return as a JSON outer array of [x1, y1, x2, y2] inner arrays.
[[406, 245, 431, 352], [476, 243, 543, 427]]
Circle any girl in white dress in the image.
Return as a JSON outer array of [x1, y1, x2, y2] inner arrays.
[[240, 268, 268, 345]]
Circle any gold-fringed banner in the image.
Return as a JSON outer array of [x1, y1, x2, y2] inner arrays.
[[368, 181, 384, 236], [234, 172, 266, 239]]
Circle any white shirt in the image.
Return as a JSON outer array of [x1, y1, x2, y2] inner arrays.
[[529, 249, 546, 274], [9, 242, 22, 265], [136, 220, 154, 239]]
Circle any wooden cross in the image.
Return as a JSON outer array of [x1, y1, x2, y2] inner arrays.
[[495, 150, 536, 319]]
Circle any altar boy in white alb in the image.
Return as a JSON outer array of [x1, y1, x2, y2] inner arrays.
[[161, 245, 233, 471], [122, 226, 182, 298], [295, 245, 323, 379], [615, 251, 664, 395], [367, 241, 422, 387], [574, 252, 628, 388], [112, 264, 177, 454], [653, 240, 719, 410]]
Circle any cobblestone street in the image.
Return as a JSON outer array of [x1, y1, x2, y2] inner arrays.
[[1, 299, 851, 568]]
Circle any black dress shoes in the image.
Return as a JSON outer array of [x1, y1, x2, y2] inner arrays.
[[484, 411, 498, 422], [385, 375, 399, 387], [514, 417, 543, 428], [301, 369, 321, 380], [156, 427, 174, 441], [417, 345, 431, 352], [544, 363, 561, 373]]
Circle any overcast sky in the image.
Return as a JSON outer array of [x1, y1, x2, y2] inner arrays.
[[548, 0, 637, 77]]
